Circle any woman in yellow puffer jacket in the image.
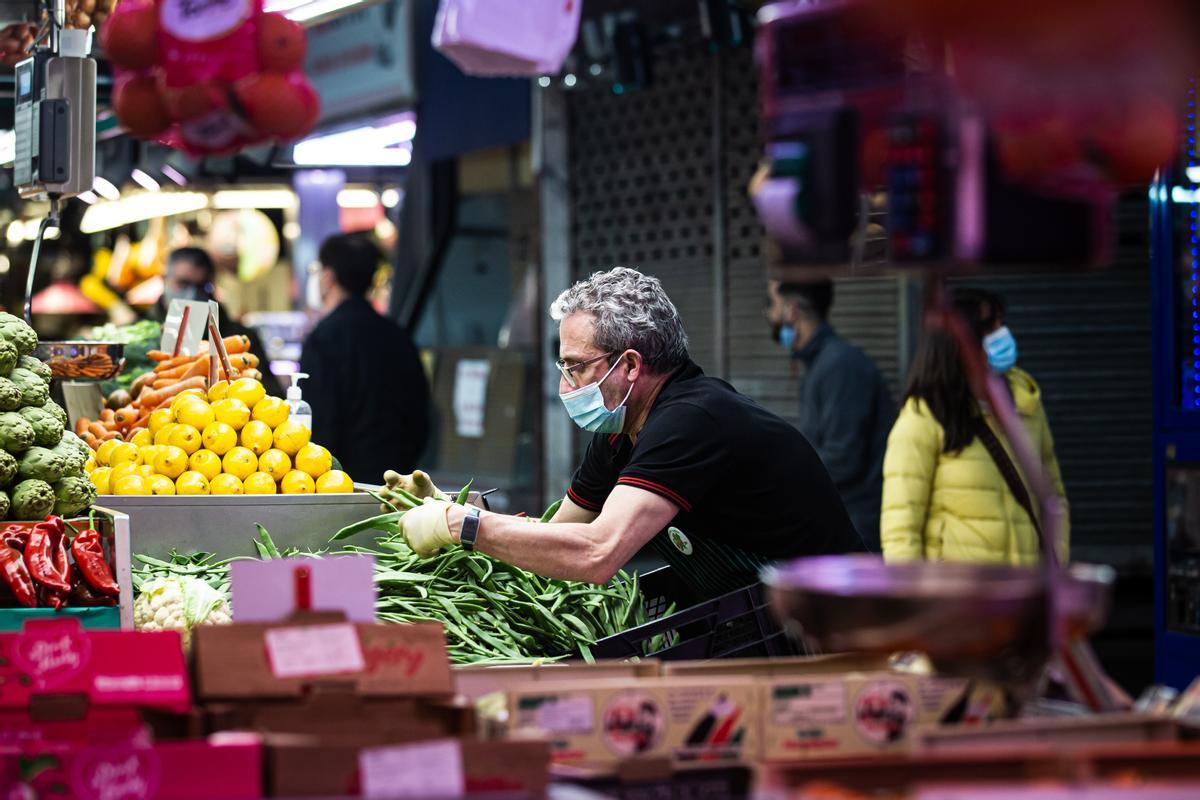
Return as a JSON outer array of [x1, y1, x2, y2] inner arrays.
[[881, 289, 1069, 565]]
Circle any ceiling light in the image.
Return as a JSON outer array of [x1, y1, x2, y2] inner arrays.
[[282, 221, 301, 240], [563, 74, 577, 87], [77, 191, 98, 205], [92, 176, 120, 201], [1187, 166, 1200, 185], [282, 0, 363, 23], [23, 220, 58, 241], [0, 255, 10, 274], [80, 192, 209, 234], [337, 189, 380, 209], [6, 221, 22, 245], [380, 188, 402, 208], [292, 115, 416, 167], [162, 164, 188, 186], [131, 168, 160, 192], [211, 189, 297, 210], [538, 76, 551, 88]]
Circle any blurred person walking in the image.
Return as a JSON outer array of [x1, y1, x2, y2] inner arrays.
[[881, 288, 1069, 564], [768, 279, 894, 551], [300, 234, 430, 481]]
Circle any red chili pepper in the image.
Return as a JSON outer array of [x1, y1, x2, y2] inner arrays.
[[44, 588, 67, 609], [71, 529, 119, 597], [70, 570, 117, 607], [25, 522, 70, 593], [0, 544, 37, 607], [2, 525, 29, 552]]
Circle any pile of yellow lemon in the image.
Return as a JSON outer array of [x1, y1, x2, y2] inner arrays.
[[86, 377, 354, 496]]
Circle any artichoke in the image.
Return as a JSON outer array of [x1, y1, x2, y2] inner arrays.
[[11, 478, 55, 520], [0, 340, 16, 376], [17, 446, 66, 483], [9, 368, 48, 408], [0, 451, 16, 487], [0, 412, 36, 454], [54, 431, 89, 473], [40, 400, 68, 430], [0, 490, 9, 520], [17, 355, 51, 383], [17, 405, 64, 448], [0, 314, 37, 357], [0, 378, 21, 412], [52, 475, 95, 518]]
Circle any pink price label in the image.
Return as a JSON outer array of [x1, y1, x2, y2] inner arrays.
[[264, 623, 365, 680]]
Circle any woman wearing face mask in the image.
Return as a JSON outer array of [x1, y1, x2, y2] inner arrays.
[[880, 288, 1069, 565]]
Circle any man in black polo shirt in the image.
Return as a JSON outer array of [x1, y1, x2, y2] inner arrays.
[[393, 267, 864, 598]]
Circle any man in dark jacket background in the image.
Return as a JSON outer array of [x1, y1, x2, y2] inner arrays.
[[300, 234, 431, 481], [769, 279, 894, 550]]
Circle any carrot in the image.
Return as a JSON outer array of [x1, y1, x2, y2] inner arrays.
[[87, 421, 108, 440], [215, 335, 250, 356], [75, 417, 91, 436], [99, 430, 122, 442], [99, 408, 115, 423], [154, 354, 199, 374], [81, 431, 99, 450], [137, 376, 207, 411], [179, 356, 211, 382], [131, 371, 156, 399], [228, 353, 259, 371], [114, 405, 139, 427], [146, 350, 173, 362], [153, 361, 199, 382]]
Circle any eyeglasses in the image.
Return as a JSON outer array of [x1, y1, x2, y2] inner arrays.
[[555, 352, 614, 389]]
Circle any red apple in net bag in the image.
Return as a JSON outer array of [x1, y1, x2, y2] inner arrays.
[[113, 74, 171, 139], [235, 72, 319, 140], [257, 12, 306, 73], [100, 3, 158, 71]]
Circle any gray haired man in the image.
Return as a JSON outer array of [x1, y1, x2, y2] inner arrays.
[[395, 267, 864, 598]]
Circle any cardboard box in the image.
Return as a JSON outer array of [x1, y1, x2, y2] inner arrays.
[[507, 677, 760, 768], [265, 735, 550, 798], [662, 653, 894, 678], [453, 660, 661, 701], [761, 671, 1009, 762], [0, 735, 262, 799], [915, 713, 1191, 753], [0, 619, 189, 712], [192, 617, 453, 700]]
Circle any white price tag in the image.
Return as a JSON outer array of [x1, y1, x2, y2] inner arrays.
[[263, 623, 365, 680], [359, 739, 466, 799], [532, 694, 594, 734]]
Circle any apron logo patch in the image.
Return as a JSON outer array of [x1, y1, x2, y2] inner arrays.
[[668, 527, 693, 556]]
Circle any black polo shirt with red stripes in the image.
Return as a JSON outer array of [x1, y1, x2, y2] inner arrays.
[[568, 360, 864, 599]]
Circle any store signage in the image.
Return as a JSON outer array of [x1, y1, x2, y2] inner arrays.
[[304, 0, 415, 123], [230, 554, 377, 622]]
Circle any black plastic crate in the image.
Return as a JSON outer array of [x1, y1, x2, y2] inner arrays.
[[590, 566, 801, 661]]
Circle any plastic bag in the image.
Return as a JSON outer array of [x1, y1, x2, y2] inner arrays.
[[432, 0, 580, 77]]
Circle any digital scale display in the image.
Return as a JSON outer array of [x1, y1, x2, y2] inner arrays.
[[15, 61, 33, 104]]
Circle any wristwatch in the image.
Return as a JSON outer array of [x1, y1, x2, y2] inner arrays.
[[460, 505, 482, 551]]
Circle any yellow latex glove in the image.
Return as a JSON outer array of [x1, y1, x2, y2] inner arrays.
[[400, 499, 454, 558], [380, 469, 449, 512]]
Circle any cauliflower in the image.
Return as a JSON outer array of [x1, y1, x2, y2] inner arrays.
[[9, 368, 48, 409], [0, 450, 16, 487], [17, 355, 51, 383], [17, 446, 66, 483], [40, 400, 68, 430], [0, 412, 36, 454], [50, 433, 87, 475], [0, 378, 21, 412], [0, 314, 37, 357], [52, 475, 95, 517], [17, 405, 63, 448], [134, 576, 232, 650], [0, 340, 16, 375], [10, 478, 55, 520]]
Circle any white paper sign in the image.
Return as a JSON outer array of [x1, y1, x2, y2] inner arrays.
[[263, 623, 365, 680], [160, 299, 220, 356], [359, 739, 466, 799], [452, 359, 491, 438]]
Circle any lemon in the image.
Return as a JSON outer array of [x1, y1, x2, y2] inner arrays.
[[210, 474, 244, 495], [240, 420, 274, 456], [316, 470, 354, 494], [243, 472, 278, 494], [294, 443, 332, 478], [148, 407, 174, 436], [175, 399, 215, 431], [175, 471, 210, 495], [272, 421, 311, 456], [153, 445, 190, 480], [188, 449, 223, 481], [90, 466, 112, 494], [281, 470, 315, 494], [257, 449, 291, 481], [170, 391, 206, 418], [167, 424, 202, 456], [147, 474, 176, 495], [109, 462, 138, 485], [225, 378, 266, 409], [113, 474, 151, 495], [212, 398, 251, 431], [130, 429, 152, 448], [251, 396, 289, 429], [84, 455, 97, 474], [222, 446, 258, 481], [140, 444, 163, 466], [154, 423, 179, 446], [201, 422, 238, 456], [208, 380, 230, 402], [137, 464, 157, 479], [108, 442, 142, 468], [95, 438, 121, 466]]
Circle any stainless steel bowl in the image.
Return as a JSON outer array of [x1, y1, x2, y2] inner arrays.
[[762, 555, 1114, 685], [36, 341, 125, 381]]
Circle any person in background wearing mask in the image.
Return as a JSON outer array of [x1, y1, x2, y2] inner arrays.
[[766, 279, 894, 551], [153, 247, 284, 399], [881, 288, 1069, 564], [299, 234, 430, 481], [383, 267, 864, 600]]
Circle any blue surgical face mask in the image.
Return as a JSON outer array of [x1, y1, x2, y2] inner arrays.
[[778, 324, 797, 350], [983, 325, 1018, 373], [559, 357, 634, 434]]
